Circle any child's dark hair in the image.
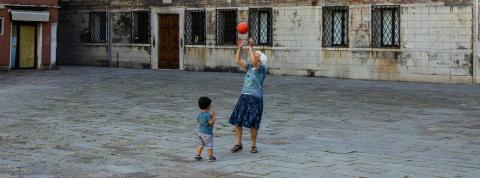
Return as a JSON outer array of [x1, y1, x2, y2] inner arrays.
[[198, 97, 211, 110]]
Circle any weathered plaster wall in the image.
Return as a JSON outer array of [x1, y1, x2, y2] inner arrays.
[[183, 7, 264, 72], [57, 11, 151, 68], [183, 4, 473, 83], [58, 0, 476, 83], [306, 4, 473, 83], [145, 0, 472, 7], [476, 0, 480, 84]]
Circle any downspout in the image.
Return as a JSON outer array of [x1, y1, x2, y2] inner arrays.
[[474, 0, 479, 84], [107, 0, 112, 67]]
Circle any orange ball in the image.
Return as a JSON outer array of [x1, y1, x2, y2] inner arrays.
[[237, 22, 249, 34]]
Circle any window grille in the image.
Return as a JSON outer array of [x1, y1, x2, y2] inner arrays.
[[89, 12, 107, 43], [372, 6, 400, 48], [323, 7, 348, 47], [112, 12, 132, 43], [132, 11, 150, 44], [249, 8, 272, 45], [216, 9, 237, 45], [185, 10, 206, 45]]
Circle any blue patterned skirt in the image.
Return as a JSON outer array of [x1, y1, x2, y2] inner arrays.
[[229, 94, 264, 129]]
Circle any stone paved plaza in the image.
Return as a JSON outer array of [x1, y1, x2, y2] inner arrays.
[[1, 66, 480, 178]]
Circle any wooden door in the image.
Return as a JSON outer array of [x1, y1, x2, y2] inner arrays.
[[18, 25, 36, 69], [158, 14, 179, 69]]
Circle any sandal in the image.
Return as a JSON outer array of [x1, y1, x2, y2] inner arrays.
[[194, 155, 202, 161], [208, 156, 217, 162], [231, 144, 243, 153], [251, 146, 258, 153]]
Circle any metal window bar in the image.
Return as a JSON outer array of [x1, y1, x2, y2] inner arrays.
[[372, 6, 400, 48], [216, 9, 237, 45], [382, 9, 393, 46], [249, 8, 272, 45], [89, 12, 107, 43], [323, 9, 333, 47], [185, 10, 206, 45], [322, 7, 348, 47], [132, 11, 150, 44]]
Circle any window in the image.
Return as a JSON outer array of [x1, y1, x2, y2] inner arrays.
[[372, 6, 400, 48], [132, 11, 150, 44], [112, 12, 132, 43], [185, 10, 206, 45], [0, 17, 3, 36], [112, 11, 150, 44], [323, 7, 348, 47], [216, 9, 237, 45], [89, 12, 107, 43], [249, 8, 272, 45]]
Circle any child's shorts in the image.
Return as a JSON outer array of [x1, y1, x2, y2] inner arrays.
[[197, 132, 213, 149]]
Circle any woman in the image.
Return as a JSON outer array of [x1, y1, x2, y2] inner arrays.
[[229, 37, 267, 154]]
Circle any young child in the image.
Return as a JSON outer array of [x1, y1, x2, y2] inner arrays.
[[195, 97, 217, 161]]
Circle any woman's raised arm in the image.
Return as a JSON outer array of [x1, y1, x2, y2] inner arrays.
[[236, 37, 247, 70]]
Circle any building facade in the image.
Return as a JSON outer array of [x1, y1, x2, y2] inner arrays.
[[58, 0, 480, 84], [0, 0, 59, 70]]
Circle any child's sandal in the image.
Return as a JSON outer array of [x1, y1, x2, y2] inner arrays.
[[251, 146, 258, 153], [231, 144, 243, 153], [194, 155, 202, 161], [208, 156, 217, 162]]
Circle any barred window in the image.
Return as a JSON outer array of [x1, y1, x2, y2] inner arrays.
[[216, 9, 237, 45], [185, 10, 206, 45], [323, 7, 348, 47], [372, 6, 400, 48], [112, 11, 150, 44], [112, 12, 132, 43], [132, 11, 150, 44], [249, 8, 272, 45], [89, 12, 107, 43]]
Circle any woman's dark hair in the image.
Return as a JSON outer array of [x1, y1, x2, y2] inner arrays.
[[198, 97, 211, 110]]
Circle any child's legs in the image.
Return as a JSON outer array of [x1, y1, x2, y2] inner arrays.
[[195, 145, 203, 156], [206, 135, 214, 157], [196, 134, 206, 156], [208, 149, 213, 157], [235, 126, 242, 145], [250, 128, 257, 147], [201, 133, 214, 156]]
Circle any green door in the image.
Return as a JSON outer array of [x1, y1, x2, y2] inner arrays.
[[18, 25, 36, 69]]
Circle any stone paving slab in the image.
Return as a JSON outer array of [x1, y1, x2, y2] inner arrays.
[[1, 66, 480, 177]]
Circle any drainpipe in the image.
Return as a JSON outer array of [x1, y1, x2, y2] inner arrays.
[[107, 0, 113, 67], [474, 0, 479, 84]]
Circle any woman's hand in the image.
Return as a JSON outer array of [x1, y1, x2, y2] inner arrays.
[[210, 112, 217, 118], [248, 38, 254, 48], [237, 38, 244, 48]]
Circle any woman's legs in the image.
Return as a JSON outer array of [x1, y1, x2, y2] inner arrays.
[[235, 126, 243, 145], [234, 126, 258, 146], [250, 128, 257, 147], [231, 126, 244, 152]]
